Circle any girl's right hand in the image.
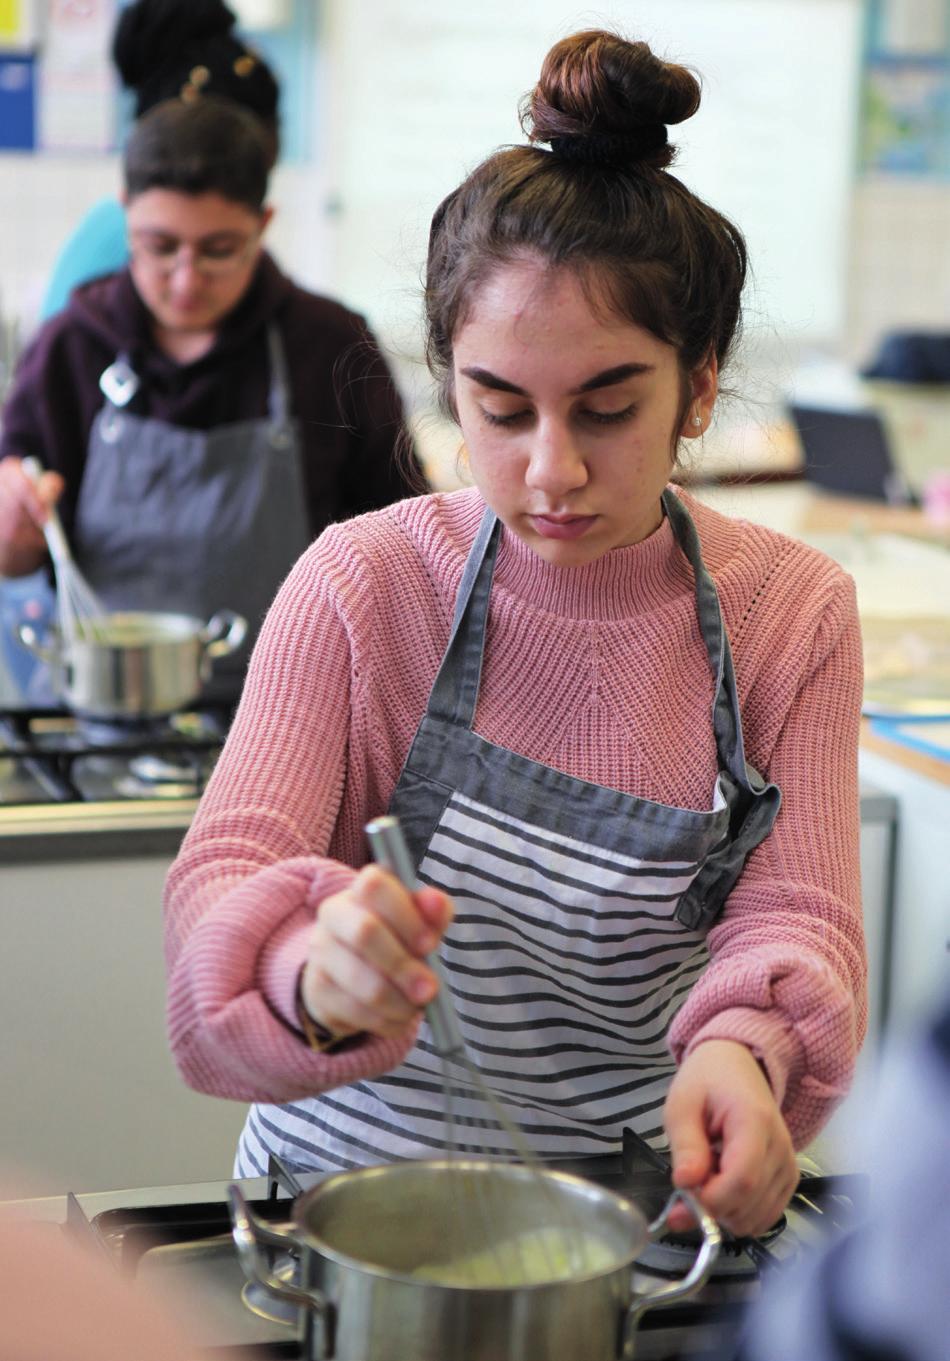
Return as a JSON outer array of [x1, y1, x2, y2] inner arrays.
[[300, 866, 454, 1042], [0, 456, 64, 576]]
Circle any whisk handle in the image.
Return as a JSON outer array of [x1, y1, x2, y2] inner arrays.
[[365, 815, 466, 1058], [20, 456, 71, 565]]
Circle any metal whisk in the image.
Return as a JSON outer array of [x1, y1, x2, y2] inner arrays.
[[21, 457, 109, 644], [365, 814, 598, 1287]]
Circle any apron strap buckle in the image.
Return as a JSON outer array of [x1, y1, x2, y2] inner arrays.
[[99, 359, 140, 409]]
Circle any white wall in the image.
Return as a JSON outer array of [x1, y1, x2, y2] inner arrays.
[[323, 0, 863, 362]]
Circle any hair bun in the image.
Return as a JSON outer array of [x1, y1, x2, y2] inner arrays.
[[522, 29, 701, 171], [112, 0, 279, 132], [113, 0, 238, 90]]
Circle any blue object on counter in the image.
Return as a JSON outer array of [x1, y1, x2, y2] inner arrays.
[[0, 571, 56, 701], [869, 715, 950, 763]]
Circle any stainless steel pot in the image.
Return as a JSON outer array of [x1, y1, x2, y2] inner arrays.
[[230, 1159, 720, 1361], [16, 609, 247, 718]]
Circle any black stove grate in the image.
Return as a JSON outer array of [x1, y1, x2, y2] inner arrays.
[[0, 704, 229, 803]]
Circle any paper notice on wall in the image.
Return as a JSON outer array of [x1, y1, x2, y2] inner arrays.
[[0, 0, 38, 45], [38, 0, 119, 151], [0, 0, 22, 40]]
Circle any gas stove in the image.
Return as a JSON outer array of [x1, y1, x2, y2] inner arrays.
[[55, 1137, 868, 1361], [0, 703, 228, 805]]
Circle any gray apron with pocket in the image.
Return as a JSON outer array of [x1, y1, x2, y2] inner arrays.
[[235, 488, 781, 1176], [72, 328, 310, 702]]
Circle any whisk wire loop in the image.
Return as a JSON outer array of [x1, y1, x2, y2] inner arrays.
[[21, 457, 110, 644]]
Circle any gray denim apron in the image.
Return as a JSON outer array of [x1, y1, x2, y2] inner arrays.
[[236, 489, 781, 1176], [72, 328, 310, 701]]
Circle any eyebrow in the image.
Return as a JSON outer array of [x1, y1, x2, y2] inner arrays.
[[460, 362, 655, 396], [131, 228, 246, 245]]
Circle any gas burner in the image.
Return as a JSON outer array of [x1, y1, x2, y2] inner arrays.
[[110, 751, 206, 799]]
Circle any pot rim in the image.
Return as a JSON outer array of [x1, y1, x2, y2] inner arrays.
[[50, 609, 211, 643], [289, 1157, 651, 1291]]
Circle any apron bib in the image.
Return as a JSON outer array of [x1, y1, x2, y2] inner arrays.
[[73, 328, 310, 701], [236, 490, 780, 1175]]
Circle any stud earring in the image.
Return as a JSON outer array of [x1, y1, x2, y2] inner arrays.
[[692, 414, 702, 428]]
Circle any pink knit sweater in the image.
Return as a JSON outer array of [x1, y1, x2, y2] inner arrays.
[[164, 486, 866, 1148]]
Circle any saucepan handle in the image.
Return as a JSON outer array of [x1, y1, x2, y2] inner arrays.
[[619, 1188, 721, 1357], [200, 610, 248, 659], [228, 1184, 334, 1357]]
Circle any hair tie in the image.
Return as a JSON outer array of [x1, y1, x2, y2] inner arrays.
[[549, 125, 668, 168]]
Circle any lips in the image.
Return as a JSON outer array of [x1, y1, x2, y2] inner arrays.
[[528, 513, 598, 541]]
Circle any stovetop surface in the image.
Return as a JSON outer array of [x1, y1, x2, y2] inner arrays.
[[53, 1146, 867, 1361], [0, 703, 228, 805]]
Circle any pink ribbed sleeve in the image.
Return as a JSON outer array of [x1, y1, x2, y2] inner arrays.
[[164, 528, 423, 1102]]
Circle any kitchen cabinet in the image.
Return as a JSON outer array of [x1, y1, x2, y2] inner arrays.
[[859, 742, 950, 1032], [1, 847, 246, 1195]]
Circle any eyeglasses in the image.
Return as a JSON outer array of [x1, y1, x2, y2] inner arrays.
[[128, 230, 261, 277]]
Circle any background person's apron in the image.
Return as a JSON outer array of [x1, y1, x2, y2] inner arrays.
[[71, 327, 310, 704], [236, 490, 781, 1176]]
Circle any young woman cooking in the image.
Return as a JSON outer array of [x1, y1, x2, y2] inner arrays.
[[164, 30, 866, 1238], [0, 96, 423, 702]]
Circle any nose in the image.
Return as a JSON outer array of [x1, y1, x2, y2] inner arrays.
[[167, 246, 205, 284], [525, 417, 589, 498]]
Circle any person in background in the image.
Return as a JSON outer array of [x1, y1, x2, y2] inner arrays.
[[0, 96, 423, 703], [732, 993, 950, 1361], [41, 0, 281, 321], [164, 29, 865, 1239]]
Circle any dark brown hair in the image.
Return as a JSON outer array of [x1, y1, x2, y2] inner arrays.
[[123, 96, 271, 211], [425, 29, 747, 424]]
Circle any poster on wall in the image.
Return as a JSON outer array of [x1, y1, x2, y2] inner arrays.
[[38, 0, 118, 151], [860, 0, 950, 178], [0, 0, 40, 45]]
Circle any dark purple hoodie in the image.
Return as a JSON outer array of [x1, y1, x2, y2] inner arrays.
[[0, 253, 424, 537]]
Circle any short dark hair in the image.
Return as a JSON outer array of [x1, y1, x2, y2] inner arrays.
[[425, 30, 748, 427], [123, 96, 270, 211]]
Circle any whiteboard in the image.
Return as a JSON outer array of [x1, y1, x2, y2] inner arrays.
[[321, 0, 862, 363]]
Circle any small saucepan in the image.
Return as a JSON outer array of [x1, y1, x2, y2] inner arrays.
[[16, 608, 247, 719], [229, 1158, 721, 1361]]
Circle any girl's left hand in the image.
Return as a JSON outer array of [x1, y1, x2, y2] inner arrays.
[[663, 1039, 799, 1238]]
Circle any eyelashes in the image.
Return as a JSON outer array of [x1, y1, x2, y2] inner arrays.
[[479, 402, 638, 429]]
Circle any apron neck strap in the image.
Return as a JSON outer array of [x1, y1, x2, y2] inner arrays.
[[660, 488, 756, 789], [98, 332, 291, 427], [427, 507, 502, 727], [265, 327, 292, 427]]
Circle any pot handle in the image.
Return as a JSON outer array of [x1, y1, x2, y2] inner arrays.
[[200, 610, 248, 660], [15, 622, 57, 664], [620, 1189, 721, 1357], [228, 1184, 334, 1358]]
